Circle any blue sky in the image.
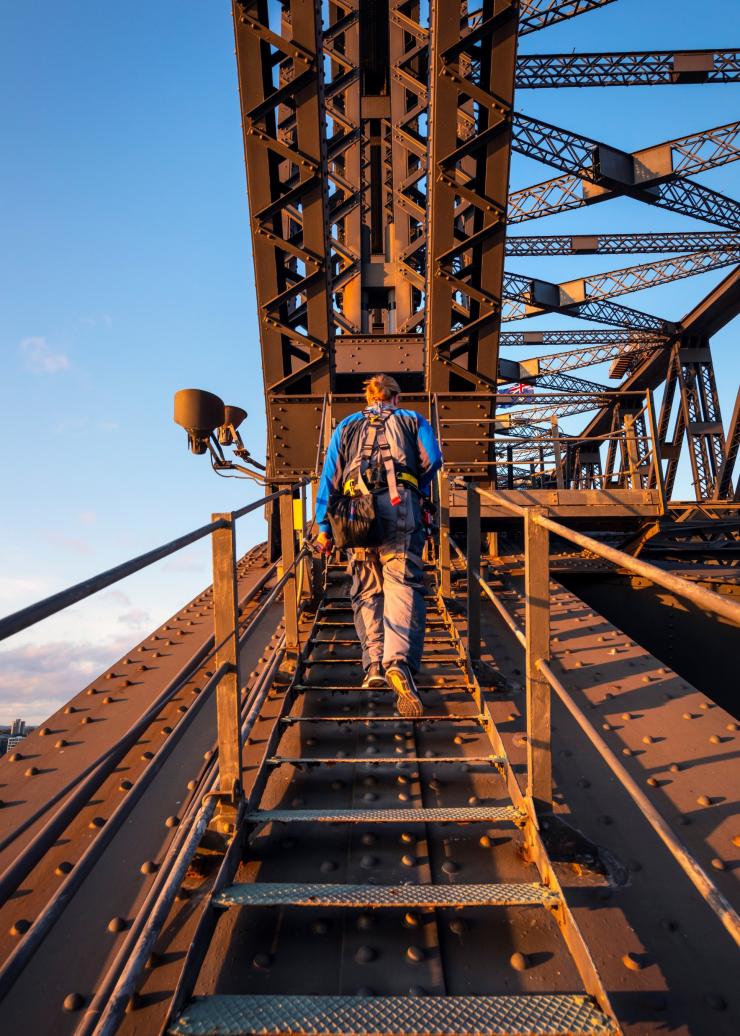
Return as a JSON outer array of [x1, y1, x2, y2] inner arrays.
[[0, 0, 738, 724]]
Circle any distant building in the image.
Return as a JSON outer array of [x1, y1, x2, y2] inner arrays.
[[0, 720, 35, 756]]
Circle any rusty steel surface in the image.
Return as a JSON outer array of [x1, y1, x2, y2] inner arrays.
[[450, 564, 740, 1033], [0, 544, 286, 1035], [229, 0, 738, 498], [162, 567, 618, 1035], [3, 0, 739, 1032]]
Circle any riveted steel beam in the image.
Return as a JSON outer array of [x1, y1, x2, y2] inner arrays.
[[233, 0, 333, 480], [516, 48, 740, 88], [427, 0, 519, 414], [518, 0, 618, 35], [506, 231, 740, 256], [509, 118, 740, 228]]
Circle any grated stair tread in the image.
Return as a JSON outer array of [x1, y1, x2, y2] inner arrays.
[[215, 881, 558, 908], [294, 684, 470, 692], [281, 714, 481, 725], [308, 637, 454, 645], [267, 755, 503, 766], [171, 994, 616, 1035], [248, 806, 522, 824], [303, 657, 462, 665]]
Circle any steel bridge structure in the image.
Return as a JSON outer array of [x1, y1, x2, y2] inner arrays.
[[0, 2, 739, 1035]]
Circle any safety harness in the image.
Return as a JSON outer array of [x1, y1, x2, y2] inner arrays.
[[353, 407, 402, 506]]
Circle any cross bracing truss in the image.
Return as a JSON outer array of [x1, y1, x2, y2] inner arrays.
[[518, 0, 618, 35], [516, 49, 740, 89], [232, 0, 740, 499], [503, 249, 740, 323], [506, 231, 740, 256], [508, 119, 740, 227]]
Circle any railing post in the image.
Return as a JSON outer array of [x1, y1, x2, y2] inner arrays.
[[466, 484, 481, 661], [623, 412, 640, 489], [438, 472, 451, 596], [551, 416, 565, 489], [645, 389, 667, 512], [278, 490, 300, 661], [524, 507, 551, 813], [211, 513, 243, 811]]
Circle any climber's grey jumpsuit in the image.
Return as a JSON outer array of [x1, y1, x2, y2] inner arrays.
[[315, 404, 443, 673]]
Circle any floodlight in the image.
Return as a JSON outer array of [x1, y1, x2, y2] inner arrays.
[[173, 389, 225, 454]]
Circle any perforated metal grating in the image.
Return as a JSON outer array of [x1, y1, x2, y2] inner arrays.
[[267, 756, 503, 766], [248, 806, 523, 824], [171, 994, 617, 1035], [215, 881, 558, 908]]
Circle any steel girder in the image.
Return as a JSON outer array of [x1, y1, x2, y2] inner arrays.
[[229, 0, 738, 493], [503, 249, 740, 324], [716, 388, 740, 500], [506, 231, 740, 256], [516, 49, 740, 89], [518, 0, 617, 35], [582, 268, 740, 500], [526, 372, 613, 393], [654, 339, 728, 502], [508, 118, 740, 227], [500, 328, 667, 347], [390, 0, 429, 335], [233, 0, 333, 477], [426, 0, 519, 400], [502, 271, 675, 331]]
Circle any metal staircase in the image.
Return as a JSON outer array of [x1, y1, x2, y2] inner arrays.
[[168, 564, 620, 1036]]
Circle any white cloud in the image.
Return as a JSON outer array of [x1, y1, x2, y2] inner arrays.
[[20, 336, 70, 374], [0, 577, 51, 610], [0, 637, 135, 725], [44, 531, 94, 556], [163, 553, 205, 573], [80, 313, 113, 330], [79, 510, 97, 526], [118, 608, 151, 629]]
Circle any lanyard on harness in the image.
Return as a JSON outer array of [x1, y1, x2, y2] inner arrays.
[[356, 408, 401, 506]]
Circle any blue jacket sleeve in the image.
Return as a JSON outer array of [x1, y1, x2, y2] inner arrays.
[[416, 415, 443, 489], [314, 423, 345, 534]]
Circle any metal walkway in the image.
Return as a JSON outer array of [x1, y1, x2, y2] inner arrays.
[[168, 565, 620, 1035]]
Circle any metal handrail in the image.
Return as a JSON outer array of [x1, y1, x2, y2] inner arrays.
[[451, 532, 740, 947], [538, 658, 740, 949], [0, 486, 305, 643], [448, 536, 525, 648], [0, 546, 307, 996], [0, 559, 277, 861], [88, 639, 287, 1036], [475, 485, 740, 626]]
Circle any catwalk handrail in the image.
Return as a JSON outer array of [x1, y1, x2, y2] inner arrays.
[[0, 485, 307, 643], [474, 485, 740, 626], [449, 484, 740, 949]]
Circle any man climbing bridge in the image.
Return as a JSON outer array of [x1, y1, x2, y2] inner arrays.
[[315, 374, 443, 716]]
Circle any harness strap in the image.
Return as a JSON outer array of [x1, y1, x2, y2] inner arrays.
[[374, 418, 400, 505], [356, 408, 401, 506]]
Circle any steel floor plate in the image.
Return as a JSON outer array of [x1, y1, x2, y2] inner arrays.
[[171, 994, 616, 1035], [215, 881, 557, 908], [247, 807, 523, 824]]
